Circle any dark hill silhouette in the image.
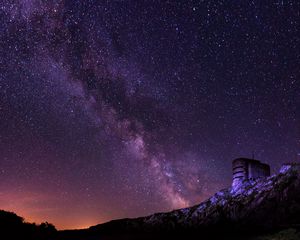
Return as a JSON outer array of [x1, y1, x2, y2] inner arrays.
[[0, 210, 57, 240]]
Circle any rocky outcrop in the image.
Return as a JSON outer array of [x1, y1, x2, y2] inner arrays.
[[90, 164, 300, 236]]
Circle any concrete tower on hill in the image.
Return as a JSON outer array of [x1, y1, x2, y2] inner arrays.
[[232, 158, 270, 190]]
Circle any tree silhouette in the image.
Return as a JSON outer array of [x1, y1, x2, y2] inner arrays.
[[0, 210, 57, 240]]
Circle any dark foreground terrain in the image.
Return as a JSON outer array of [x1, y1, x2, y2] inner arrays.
[[1, 164, 300, 239], [58, 228, 300, 240], [0, 209, 56, 240]]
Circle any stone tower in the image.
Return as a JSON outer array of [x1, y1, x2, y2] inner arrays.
[[232, 158, 270, 190]]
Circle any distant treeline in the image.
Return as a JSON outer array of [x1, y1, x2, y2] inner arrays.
[[0, 210, 57, 240]]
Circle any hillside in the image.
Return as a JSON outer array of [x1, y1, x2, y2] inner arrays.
[[60, 163, 300, 239], [1, 164, 299, 239]]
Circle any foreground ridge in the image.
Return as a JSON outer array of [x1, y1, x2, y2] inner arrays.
[[89, 163, 300, 236]]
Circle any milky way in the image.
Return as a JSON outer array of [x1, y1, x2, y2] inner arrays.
[[0, 0, 299, 229]]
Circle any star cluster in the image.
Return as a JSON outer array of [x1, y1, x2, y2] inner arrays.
[[0, 0, 299, 229]]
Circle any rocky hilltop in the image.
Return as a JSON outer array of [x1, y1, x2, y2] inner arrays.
[[77, 163, 300, 239]]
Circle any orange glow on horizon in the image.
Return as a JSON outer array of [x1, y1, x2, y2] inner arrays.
[[0, 189, 108, 230], [1, 205, 106, 230]]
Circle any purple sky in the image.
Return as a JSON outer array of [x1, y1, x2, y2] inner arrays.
[[0, 0, 299, 229]]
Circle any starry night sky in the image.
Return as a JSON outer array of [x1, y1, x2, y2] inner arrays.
[[0, 0, 299, 229]]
